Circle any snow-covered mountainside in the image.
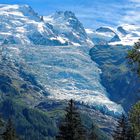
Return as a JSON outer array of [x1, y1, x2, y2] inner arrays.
[[44, 11, 93, 46], [115, 24, 140, 45], [86, 24, 140, 46], [86, 27, 120, 45], [0, 4, 65, 46], [0, 4, 92, 46]]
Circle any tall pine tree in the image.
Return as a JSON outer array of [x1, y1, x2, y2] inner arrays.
[[126, 123, 135, 140], [88, 124, 98, 140], [127, 39, 140, 76], [2, 118, 18, 140], [0, 114, 4, 140], [113, 114, 128, 140], [129, 101, 140, 139], [56, 99, 86, 140]]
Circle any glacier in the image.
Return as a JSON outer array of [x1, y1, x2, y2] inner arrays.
[[5, 44, 124, 116], [1, 4, 136, 116]]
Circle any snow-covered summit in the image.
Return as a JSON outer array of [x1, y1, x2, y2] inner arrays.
[[0, 4, 68, 46], [96, 27, 115, 33], [0, 4, 93, 46], [109, 24, 140, 46], [44, 11, 93, 46], [86, 26, 120, 45], [86, 24, 140, 46]]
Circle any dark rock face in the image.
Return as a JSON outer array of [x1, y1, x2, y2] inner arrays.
[[109, 35, 121, 42], [117, 26, 128, 35], [90, 45, 140, 111], [96, 27, 115, 33]]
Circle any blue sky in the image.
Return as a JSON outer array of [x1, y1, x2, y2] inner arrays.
[[0, 0, 140, 29]]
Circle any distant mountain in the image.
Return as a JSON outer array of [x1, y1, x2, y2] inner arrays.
[[115, 24, 140, 45], [87, 24, 140, 112], [86, 24, 140, 46], [86, 27, 120, 45]]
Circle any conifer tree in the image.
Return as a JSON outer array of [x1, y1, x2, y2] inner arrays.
[[126, 124, 135, 140], [113, 114, 128, 140], [127, 39, 140, 75], [2, 118, 18, 140], [0, 114, 4, 140], [88, 124, 98, 140], [129, 101, 140, 139], [56, 99, 86, 140]]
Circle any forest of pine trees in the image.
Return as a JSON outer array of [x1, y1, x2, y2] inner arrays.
[[2, 99, 140, 140]]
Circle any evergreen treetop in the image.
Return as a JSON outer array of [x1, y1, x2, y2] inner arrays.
[[56, 99, 86, 140]]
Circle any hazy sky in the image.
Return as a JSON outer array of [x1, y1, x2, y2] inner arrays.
[[0, 0, 140, 29]]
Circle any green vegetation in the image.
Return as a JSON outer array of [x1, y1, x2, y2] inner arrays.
[[129, 102, 140, 139], [112, 39, 140, 140], [0, 98, 111, 140], [56, 99, 111, 140], [0, 99, 58, 140], [127, 39, 140, 76]]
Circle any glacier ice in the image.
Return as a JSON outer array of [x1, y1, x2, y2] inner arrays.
[[5, 44, 124, 116]]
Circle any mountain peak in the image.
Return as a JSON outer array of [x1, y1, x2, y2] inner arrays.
[[55, 11, 75, 18], [0, 4, 31, 11], [44, 11, 93, 46], [96, 26, 115, 33], [0, 4, 66, 46], [52, 10, 77, 22], [64, 11, 75, 18]]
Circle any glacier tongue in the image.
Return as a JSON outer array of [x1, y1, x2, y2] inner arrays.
[[6, 44, 124, 116]]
